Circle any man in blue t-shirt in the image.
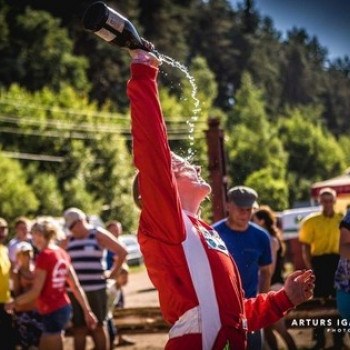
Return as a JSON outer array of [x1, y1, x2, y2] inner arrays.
[[213, 186, 272, 350]]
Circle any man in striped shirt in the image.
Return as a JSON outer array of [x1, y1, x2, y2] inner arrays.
[[64, 208, 127, 350]]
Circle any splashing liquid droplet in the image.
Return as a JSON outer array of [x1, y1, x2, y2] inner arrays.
[[158, 53, 201, 160]]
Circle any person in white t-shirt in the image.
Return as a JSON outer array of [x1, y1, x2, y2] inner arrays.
[[8, 217, 32, 266]]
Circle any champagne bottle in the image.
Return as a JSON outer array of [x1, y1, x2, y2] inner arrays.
[[82, 1, 155, 53]]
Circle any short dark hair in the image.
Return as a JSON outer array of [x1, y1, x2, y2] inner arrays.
[[106, 220, 122, 229], [132, 172, 142, 210], [14, 216, 31, 228]]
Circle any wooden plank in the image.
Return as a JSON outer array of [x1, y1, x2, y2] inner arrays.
[[113, 307, 170, 334]]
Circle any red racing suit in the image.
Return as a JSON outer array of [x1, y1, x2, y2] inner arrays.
[[127, 63, 293, 350]]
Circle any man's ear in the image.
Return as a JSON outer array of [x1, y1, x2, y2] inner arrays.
[[132, 172, 142, 210]]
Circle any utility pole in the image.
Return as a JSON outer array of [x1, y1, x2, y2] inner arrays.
[[205, 118, 228, 222]]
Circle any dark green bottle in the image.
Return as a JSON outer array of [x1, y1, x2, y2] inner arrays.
[[82, 1, 154, 52]]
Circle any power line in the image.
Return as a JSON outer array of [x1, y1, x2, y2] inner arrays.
[[0, 114, 206, 134], [0, 126, 204, 141], [0, 98, 207, 126], [2, 151, 64, 162]]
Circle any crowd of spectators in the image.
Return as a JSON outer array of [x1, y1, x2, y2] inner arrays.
[[0, 184, 348, 350], [0, 212, 133, 350]]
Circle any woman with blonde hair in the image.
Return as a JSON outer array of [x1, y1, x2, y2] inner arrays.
[[6, 219, 97, 350]]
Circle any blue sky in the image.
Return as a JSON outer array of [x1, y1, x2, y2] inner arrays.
[[230, 0, 350, 60]]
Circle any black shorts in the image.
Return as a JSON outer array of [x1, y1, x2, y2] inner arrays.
[[68, 288, 107, 327], [311, 254, 339, 298]]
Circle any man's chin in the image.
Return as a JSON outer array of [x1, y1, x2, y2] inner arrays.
[[200, 183, 212, 196]]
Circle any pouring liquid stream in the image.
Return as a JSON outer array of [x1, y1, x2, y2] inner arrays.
[[158, 53, 201, 160]]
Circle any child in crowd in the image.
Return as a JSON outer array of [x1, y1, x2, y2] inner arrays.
[[106, 263, 135, 348], [12, 241, 43, 349]]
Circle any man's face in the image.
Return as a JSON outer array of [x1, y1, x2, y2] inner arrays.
[[175, 162, 211, 198], [107, 223, 122, 238], [68, 219, 83, 236], [117, 272, 128, 287], [0, 226, 8, 244], [15, 222, 30, 240], [319, 193, 336, 215], [227, 201, 252, 230]]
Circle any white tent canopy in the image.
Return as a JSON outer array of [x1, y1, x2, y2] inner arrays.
[[311, 168, 350, 198]]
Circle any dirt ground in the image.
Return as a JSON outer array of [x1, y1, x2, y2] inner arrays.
[[64, 266, 350, 349]]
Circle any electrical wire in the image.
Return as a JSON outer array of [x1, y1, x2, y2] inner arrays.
[[0, 114, 205, 134], [0, 98, 207, 126], [0, 126, 204, 141], [2, 151, 64, 162]]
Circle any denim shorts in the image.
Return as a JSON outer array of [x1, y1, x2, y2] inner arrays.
[[41, 304, 72, 335]]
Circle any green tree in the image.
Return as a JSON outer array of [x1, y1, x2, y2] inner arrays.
[[280, 29, 327, 106], [0, 7, 89, 93], [190, 0, 239, 110], [0, 151, 39, 220], [322, 63, 350, 136], [139, 0, 190, 63], [338, 136, 350, 169], [0, 83, 139, 231], [225, 72, 287, 186], [245, 168, 289, 211], [279, 108, 346, 204], [244, 17, 284, 117], [63, 178, 100, 214], [26, 164, 64, 217], [87, 135, 139, 231], [227, 72, 269, 131]]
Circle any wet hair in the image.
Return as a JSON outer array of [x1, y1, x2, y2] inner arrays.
[[131, 152, 191, 210], [31, 219, 58, 242], [170, 152, 189, 176], [253, 205, 285, 255]]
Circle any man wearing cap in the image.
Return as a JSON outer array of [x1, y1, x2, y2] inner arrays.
[[63, 207, 127, 350], [299, 187, 344, 349], [0, 218, 15, 349], [213, 186, 272, 350]]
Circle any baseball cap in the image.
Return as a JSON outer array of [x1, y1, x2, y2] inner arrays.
[[16, 241, 33, 254], [227, 186, 258, 208], [63, 207, 86, 229], [319, 187, 337, 198]]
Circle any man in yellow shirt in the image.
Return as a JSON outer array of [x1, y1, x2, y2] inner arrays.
[[0, 217, 15, 350], [299, 187, 343, 349]]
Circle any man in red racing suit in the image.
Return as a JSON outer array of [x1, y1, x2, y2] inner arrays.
[[127, 50, 314, 350]]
